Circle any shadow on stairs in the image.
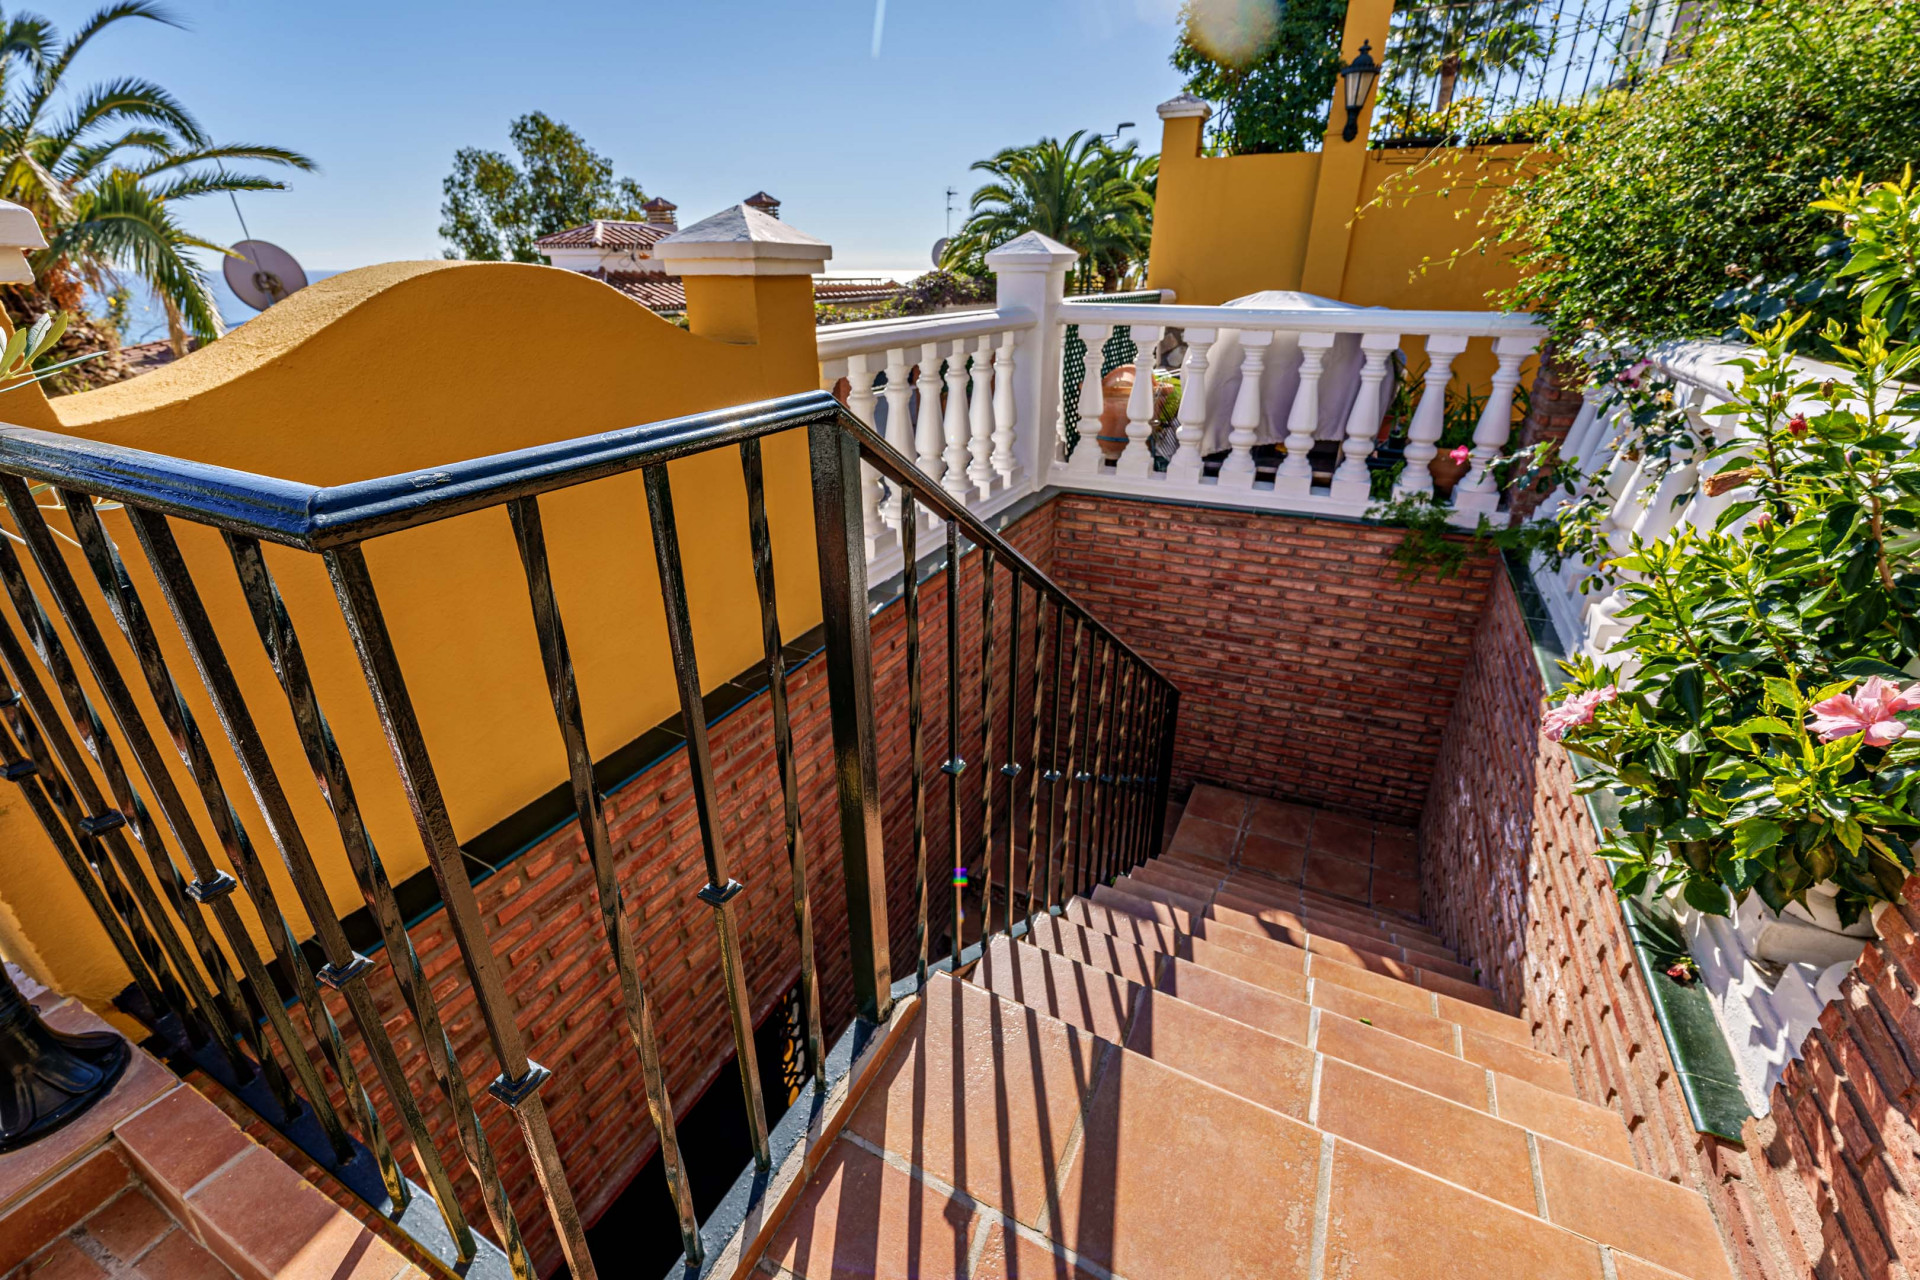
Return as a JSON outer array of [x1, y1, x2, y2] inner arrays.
[[746, 785, 1736, 1280]]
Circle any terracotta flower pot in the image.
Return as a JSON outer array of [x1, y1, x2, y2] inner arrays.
[[1428, 450, 1470, 498], [1098, 365, 1169, 461]]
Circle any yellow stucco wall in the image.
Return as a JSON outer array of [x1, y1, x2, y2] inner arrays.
[[1147, 115, 1323, 307], [0, 261, 825, 1008]]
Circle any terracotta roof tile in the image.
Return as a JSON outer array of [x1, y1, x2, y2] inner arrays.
[[533, 220, 671, 250]]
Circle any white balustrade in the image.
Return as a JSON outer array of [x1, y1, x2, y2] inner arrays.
[[915, 341, 944, 484], [941, 342, 972, 500], [1067, 323, 1111, 479], [967, 334, 996, 498], [1394, 333, 1470, 499], [843, 352, 892, 558], [1273, 332, 1333, 500], [1218, 329, 1269, 487], [1165, 328, 1215, 484], [1329, 333, 1398, 504], [991, 331, 1019, 487], [1116, 324, 1164, 479], [880, 347, 914, 530], [1454, 334, 1541, 519]]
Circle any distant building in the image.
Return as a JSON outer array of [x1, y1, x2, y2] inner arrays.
[[533, 196, 902, 316]]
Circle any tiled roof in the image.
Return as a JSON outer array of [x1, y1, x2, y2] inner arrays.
[[533, 220, 671, 250], [586, 270, 905, 313], [814, 279, 906, 305]]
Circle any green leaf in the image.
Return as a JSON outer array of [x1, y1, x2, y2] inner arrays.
[[1684, 878, 1732, 916], [1833, 657, 1909, 678], [1664, 817, 1717, 842], [1764, 677, 1805, 711], [1733, 818, 1785, 857]]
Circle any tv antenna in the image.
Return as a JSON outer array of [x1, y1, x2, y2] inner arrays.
[[945, 186, 958, 237]]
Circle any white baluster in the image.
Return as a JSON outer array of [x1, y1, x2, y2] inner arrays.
[[880, 346, 915, 530], [1272, 332, 1334, 499], [941, 340, 972, 500], [967, 334, 996, 499], [1393, 333, 1469, 499], [914, 342, 945, 487], [1165, 328, 1216, 484], [846, 352, 891, 557], [1329, 332, 1399, 505], [1453, 334, 1540, 518], [1067, 323, 1111, 478], [1219, 329, 1271, 487], [1116, 324, 1164, 478], [991, 330, 1019, 488]]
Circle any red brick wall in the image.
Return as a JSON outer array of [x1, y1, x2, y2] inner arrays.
[[292, 503, 1059, 1275], [1046, 494, 1498, 824], [1420, 569, 1920, 1279]]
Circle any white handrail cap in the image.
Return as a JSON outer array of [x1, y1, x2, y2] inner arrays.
[[0, 199, 45, 285], [985, 231, 1079, 271], [1156, 94, 1212, 121], [653, 203, 832, 277]]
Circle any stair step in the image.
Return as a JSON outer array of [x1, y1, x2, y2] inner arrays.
[[1022, 914, 1631, 1165], [1099, 877, 1502, 1018], [1082, 886, 1543, 1066], [952, 955, 1735, 1280], [1136, 858, 1450, 949]]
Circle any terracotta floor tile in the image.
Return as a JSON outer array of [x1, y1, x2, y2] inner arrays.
[[1180, 936, 1311, 1001], [1420, 967, 1501, 1008], [1064, 899, 1182, 956], [1091, 884, 1192, 932], [0, 1146, 133, 1274], [1182, 784, 1248, 828], [1371, 869, 1424, 915], [1536, 1136, 1736, 1280], [0, 1025, 172, 1215], [1309, 814, 1376, 862], [1303, 852, 1372, 903], [1309, 983, 1456, 1052], [1313, 1011, 1490, 1110], [763, 1141, 977, 1280], [134, 1226, 237, 1279], [189, 1145, 404, 1280], [971, 1222, 1101, 1280], [1314, 1059, 1537, 1211], [1207, 898, 1312, 947], [1245, 797, 1316, 844], [1130, 862, 1221, 898], [1152, 956, 1313, 1043], [113, 1082, 253, 1203], [1443, 994, 1533, 1044], [1024, 916, 1158, 988], [1185, 917, 1310, 974], [1491, 1076, 1635, 1166], [1612, 1252, 1697, 1280], [1461, 1029, 1575, 1096], [1117, 875, 1211, 916], [83, 1188, 172, 1263], [1305, 955, 1434, 1012], [1166, 817, 1237, 863], [1237, 832, 1306, 880], [1373, 826, 1418, 863], [1323, 1139, 1607, 1280], [1122, 991, 1315, 1119], [849, 973, 1107, 1229], [1052, 1047, 1320, 1278], [975, 940, 1138, 1046], [22, 1240, 108, 1280]]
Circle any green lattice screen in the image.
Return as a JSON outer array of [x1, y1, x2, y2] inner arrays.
[[1060, 292, 1167, 457]]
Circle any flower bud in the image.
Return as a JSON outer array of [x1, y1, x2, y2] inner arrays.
[[1788, 414, 1809, 437]]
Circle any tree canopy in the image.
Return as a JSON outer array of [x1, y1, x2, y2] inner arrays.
[[943, 131, 1156, 293], [439, 112, 647, 263], [1169, 0, 1347, 155]]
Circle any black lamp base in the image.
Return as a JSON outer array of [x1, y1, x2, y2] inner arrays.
[[0, 964, 129, 1153]]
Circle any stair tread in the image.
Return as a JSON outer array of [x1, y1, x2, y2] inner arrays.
[[1139, 857, 1450, 948]]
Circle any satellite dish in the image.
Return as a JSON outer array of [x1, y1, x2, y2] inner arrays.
[[931, 237, 949, 270], [223, 239, 308, 312]]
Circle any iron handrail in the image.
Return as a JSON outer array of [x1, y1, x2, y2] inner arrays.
[[0, 392, 1171, 686]]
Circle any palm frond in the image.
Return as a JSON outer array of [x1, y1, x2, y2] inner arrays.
[[146, 171, 289, 203], [135, 142, 316, 178], [25, 4, 186, 136], [44, 76, 206, 164]]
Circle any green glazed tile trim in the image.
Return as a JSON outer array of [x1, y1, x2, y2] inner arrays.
[[1501, 552, 1754, 1145]]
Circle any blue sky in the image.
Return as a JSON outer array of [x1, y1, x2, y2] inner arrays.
[[37, 0, 1189, 279]]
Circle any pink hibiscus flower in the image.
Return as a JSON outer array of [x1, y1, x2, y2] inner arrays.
[[1543, 686, 1618, 741], [1807, 676, 1920, 747], [1449, 444, 1471, 465]]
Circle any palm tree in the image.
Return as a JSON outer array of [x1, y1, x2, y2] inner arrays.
[[0, 3, 314, 360], [944, 131, 1158, 294]]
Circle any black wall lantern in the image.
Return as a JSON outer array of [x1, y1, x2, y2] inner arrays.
[[0, 962, 127, 1150], [1340, 41, 1381, 143]]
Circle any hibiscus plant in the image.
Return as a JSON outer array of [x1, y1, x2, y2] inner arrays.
[[1543, 173, 1920, 926]]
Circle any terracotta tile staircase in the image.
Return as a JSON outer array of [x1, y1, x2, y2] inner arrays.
[[753, 784, 1736, 1280]]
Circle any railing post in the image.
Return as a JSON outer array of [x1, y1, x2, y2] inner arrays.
[[1066, 324, 1112, 478], [808, 415, 894, 1021], [1394, 332, 1470, 499], [1453, 333, 1540, 522], [1148, 686, 1179, 862], [986, 232, 1078, 487], [1330, 331, 1399, 505]]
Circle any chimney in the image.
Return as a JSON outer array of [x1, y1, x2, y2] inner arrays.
[[743, 191, 781, 219], [642, 196, 678, 232]]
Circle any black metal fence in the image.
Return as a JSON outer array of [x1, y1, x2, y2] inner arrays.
[[0, 392, 1177, 1280], [1372, 0, 1692, 147]]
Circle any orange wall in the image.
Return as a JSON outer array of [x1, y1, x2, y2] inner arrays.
[[0, 261, 825, 1008]]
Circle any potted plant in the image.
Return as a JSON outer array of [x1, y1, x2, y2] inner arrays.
[[1099, 363, 1173, 461]]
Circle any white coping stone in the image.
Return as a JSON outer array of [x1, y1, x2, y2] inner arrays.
[[653, 203, 831, 277]]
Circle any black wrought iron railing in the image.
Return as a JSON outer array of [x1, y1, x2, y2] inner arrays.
[[0, 391, 1177, 1280]]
